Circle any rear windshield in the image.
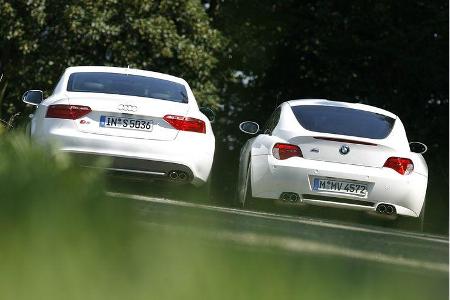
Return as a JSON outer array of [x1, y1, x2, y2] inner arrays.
[[67, 72, 188, 103], [291, 105, 395, 139]]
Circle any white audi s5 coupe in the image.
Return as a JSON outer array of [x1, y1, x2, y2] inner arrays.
[[237, 99, 428, 227], [23, 66, 215, 190]]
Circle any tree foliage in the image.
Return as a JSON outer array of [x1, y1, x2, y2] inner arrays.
[[213, 1, 448, 127], [0, 0, 226, 117]]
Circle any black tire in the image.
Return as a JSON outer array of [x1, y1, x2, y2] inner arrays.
[[236, 160, 253, 209], [237, 160, 275, 211], [241, 165, 273, 211], [242, 167, 254, 209]]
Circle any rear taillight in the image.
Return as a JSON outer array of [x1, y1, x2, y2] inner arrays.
[[163, 115, 206, 133], [383, 157, 414, 175], [272, 143, 303, 160], [46, 104, 91, 120]]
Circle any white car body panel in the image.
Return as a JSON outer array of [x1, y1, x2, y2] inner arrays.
[[29, 66, 215, 186], [238, 99, 428, 218]]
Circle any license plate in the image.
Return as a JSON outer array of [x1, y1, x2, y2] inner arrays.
[[99, 116, 153, 131], [312, 178, 368, 196]]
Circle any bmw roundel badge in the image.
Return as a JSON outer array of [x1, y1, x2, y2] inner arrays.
[[339, 145, 350, 155]]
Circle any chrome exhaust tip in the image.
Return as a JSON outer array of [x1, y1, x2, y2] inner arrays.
[[168, 170, 189, 182], [385, 205, 396, 215], [376, 204, 386, 214], [279, 192, 300, 203], [289, 193, 299, 203], [168, 171, 179, 180], [376, 203, 396, 216], [178, 172, 187, 181]]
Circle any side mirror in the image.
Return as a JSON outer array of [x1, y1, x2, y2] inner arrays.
[[409, 142, 428, 154], [200, 107, 215, 123], [22, 90, 43, 106], [239, 121, 260, 135]]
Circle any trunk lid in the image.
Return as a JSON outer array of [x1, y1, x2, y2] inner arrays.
[[289, 135, 395, 168], [67, 92, 189, 141]]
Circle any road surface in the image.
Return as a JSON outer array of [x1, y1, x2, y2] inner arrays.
[[109, 192, 448, 274]]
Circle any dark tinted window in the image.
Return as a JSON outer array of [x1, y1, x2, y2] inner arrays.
[[291, 105, 395, 139], [263, 107, 281, 134], [67, 72, 188, 103]]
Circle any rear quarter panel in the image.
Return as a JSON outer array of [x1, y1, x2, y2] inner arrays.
[[31, 94, 71, 139]]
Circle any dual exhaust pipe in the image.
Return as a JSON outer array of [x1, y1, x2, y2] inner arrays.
[[168, 170, 189, 182], [376, 203, 396, 215], [279, 193, 396, 216], [280, 192, 300, 203]]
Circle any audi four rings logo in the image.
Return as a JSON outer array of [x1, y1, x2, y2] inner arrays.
[[339, 145, 350, 155], [118, 104, 138, 112]]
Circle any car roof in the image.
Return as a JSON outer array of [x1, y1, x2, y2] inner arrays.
[[286, 99, 397, 119], [64, 66, 187, 85]]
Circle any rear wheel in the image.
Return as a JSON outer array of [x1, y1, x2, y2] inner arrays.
[[237, 160, 275, 211], [236, 160, 253, 208], [242, 167, 254, 209]]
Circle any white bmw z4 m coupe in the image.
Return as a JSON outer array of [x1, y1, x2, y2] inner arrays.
[[23, 66, 215, 189], [237, 99, 428, 226]]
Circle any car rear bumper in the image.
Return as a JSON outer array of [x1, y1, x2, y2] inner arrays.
[[34, 127, 214, 186], [250, 155, 428, 217], [68, 151, 195, 181]]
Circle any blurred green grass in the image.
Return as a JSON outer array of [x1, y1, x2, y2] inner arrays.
[[0, 122, 6, 135], [0, 133, 447, 300]]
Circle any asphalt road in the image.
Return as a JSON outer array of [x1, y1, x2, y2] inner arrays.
[[109, 191, 449, 275]]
